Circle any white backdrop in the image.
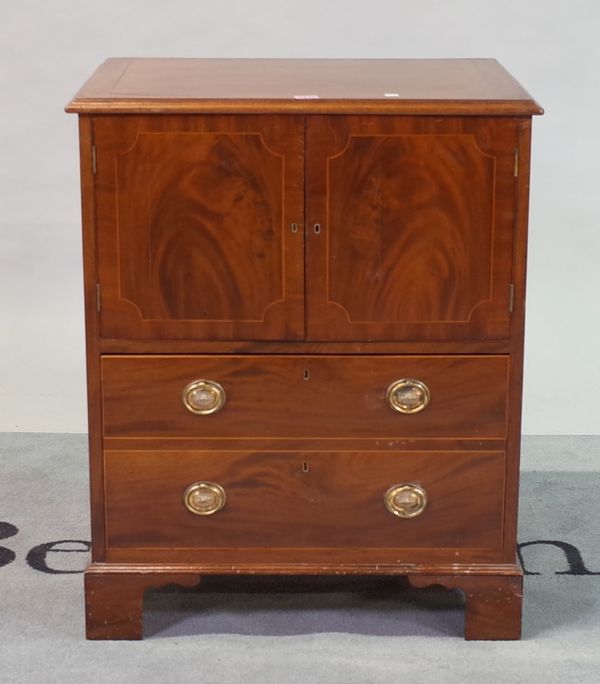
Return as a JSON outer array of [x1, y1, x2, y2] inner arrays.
[[1, 0, 599, 434]]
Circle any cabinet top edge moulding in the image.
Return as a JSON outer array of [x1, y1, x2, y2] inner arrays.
[[65, 58, 543, 116]]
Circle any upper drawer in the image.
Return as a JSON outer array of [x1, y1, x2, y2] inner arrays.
[[101, 354, 509, 440]]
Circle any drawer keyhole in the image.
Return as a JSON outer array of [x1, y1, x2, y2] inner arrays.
[[302, 461, 310, 473], [303, 368, 310, 380]]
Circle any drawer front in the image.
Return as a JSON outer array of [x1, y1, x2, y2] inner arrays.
[[102, 355, 508, 439], [104, 450, 505, 552]]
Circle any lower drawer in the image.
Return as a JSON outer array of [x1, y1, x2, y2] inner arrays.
[[104, 450, 505, 552]]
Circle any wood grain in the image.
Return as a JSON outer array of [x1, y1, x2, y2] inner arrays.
[[66, 58, 543, 115], [103, 546, 512, 566], [329, 136, 494, 321], [98, 338, 513, 355], [104, 450, 505, 554], [501, 118, 534, 563], [94, 114, 304, 340], [77, 116, 106, 562], [103, 437, 507, 454], [118, 134, 284, 321], [84, 562, 522, 639], [101, 354, 509, 440], [68, 59, 541, 641], [307, 116, 518, 341], [409, 572, 523, 640], [85, 568, 200, 639]]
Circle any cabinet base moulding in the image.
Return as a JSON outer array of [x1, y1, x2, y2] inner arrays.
[[84, 562, 523, 641]]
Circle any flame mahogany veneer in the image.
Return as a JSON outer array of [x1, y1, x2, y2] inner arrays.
[[67, 58, 542, 640]]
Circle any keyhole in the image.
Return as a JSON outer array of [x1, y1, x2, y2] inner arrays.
[[302, 461, 310, 473], [313, 223, 321, 234], [303, 369, 310, 380]]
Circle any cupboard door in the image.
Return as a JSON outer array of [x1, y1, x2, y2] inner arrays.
[[306, 116, 518, 341], [94, 115, 304, 340]]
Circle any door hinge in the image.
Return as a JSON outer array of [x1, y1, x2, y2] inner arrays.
[[508, 283, 515, 312], [96, 283, 101, 312], [513, 147, 519, 178], [92, 145, 97, 174]]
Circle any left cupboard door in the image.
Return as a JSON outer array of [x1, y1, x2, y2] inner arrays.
[[92, 115, 305, 340]]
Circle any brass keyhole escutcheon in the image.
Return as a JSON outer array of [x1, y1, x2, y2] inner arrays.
[[384, 484, 427, 518], [182, 379, 226, 415], [386, 378, 430, 414], [183, 482, 226, 516]]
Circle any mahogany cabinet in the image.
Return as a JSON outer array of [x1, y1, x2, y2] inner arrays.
[[66, 58, 542, 640]]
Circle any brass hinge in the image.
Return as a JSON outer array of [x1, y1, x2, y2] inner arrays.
[[508, 283, 515, 312], [96, 283, 101, 312], [92, 145, 97, 174], [513, 147, 519, 178]]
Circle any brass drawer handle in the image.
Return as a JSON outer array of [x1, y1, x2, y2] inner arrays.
[[384, 483, 427, 518], [183, 481, 226, 515], [386, 378, 430, 414], [182, 379, 226, 415]]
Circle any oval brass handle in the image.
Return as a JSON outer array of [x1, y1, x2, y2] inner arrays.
[[384, 483, 427, 518], [183, 481, 226, 516], [182, 379, 226, 415], [386, 378, 430, 414]]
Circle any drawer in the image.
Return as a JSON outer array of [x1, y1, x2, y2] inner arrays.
[[101, 355, 509, 439], [104, 450, 505, 552]]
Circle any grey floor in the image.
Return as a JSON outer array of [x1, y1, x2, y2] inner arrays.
[[0, 434, 598, 683]]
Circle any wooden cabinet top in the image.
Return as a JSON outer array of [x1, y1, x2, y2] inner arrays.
[[66, 58, 542, 115]]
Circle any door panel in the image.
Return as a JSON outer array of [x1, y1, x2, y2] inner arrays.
[[94, 115, 304, 340], [306, 116, 518, 341]]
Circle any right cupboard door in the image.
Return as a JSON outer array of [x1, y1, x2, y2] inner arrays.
[[306, 116, 519, 341]]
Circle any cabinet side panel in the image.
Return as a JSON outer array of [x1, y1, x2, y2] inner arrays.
[[503, 118, 533, 562], [78, 115, 105, 561]]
